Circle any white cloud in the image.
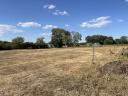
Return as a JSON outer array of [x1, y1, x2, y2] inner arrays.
[[40, 32, 52, 36], [0, 24, 23, 35], [53, 10, 69, 16], [65, 24, 70, 27], [43, 4, 56, 10], [44, 4, 69, 16], [80, 16, 112, 28], [42, 24, 58, 29], [117, 19, 124, 22], [17, 22, 41, 28]]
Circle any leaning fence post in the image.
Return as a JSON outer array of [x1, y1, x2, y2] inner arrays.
[[92, 43, 95, 64], [114, 44, 116, 53]]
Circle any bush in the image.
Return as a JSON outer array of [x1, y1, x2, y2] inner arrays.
[[0, 41, 12, 50], [23, 42, 37, 49]]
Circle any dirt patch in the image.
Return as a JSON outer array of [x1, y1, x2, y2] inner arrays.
[[98, 61, 128, 75]]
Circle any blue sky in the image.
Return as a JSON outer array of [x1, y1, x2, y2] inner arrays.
[[0, 0, 128, 42]]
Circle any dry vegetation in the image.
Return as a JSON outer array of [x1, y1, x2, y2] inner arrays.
[[0, 46, 128, 96]]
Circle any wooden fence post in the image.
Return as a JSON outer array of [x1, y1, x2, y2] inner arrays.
[[92, 44, 95, 64]]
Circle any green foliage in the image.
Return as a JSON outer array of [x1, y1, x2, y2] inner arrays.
[[0, 36, 48, 50], [63, 31, 73, 47], [120, 36, 128, 44], [71, 32, 82, 46], [36, 37, 47, 48], [0, 41, 12, 50], [12, 37, 24, 49], [0, 28, 127, 50], [23, 42, 36, 49], [51, 28, 73, 48], [12, 37, 24, 44], [51, 28, 82, 48], [115, 36, 128, 44], [104, 38, 114, 45], [115, 39, 121, 44], [86, 35, 114, 45]]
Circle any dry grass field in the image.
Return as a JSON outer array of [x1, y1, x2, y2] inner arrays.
[[0, 46, 128, 96]]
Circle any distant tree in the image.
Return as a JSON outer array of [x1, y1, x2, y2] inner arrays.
[[114, 36, 128, 44], [115, 39, 121, 44], [86, 36, 92, 43], [0, 41, 12, 50], [86, 35, 106, 44], [104, 39, 114, 45], [104, 36, 114, 45], [35, 37, 47, 48], [86, 35, 114, 45], [12, 37, 24, 49], [23, 42, 36, 49], [120, 36, 128, 44], [71, 32, 82, 46]]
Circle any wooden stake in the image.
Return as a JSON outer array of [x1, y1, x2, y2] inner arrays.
[[92, 44, 95, 64]]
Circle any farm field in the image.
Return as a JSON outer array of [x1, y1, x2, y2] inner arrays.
[[0, 46, 128, 96]]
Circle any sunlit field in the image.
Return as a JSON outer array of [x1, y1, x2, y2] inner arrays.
[[0, 46, 128, 96]]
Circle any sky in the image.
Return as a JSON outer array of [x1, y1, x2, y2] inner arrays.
[[0, 0, 128, 42]]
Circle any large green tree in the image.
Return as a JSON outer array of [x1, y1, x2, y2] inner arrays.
[[51, 28, 72, 48]]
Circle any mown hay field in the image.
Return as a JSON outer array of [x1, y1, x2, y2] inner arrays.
[[0, 46, 128, 96]]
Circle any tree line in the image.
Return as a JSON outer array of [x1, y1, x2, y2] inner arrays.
[[0, 37, 48, 50], [86, 35, 128, 45], [0, 28, 128, 50]]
